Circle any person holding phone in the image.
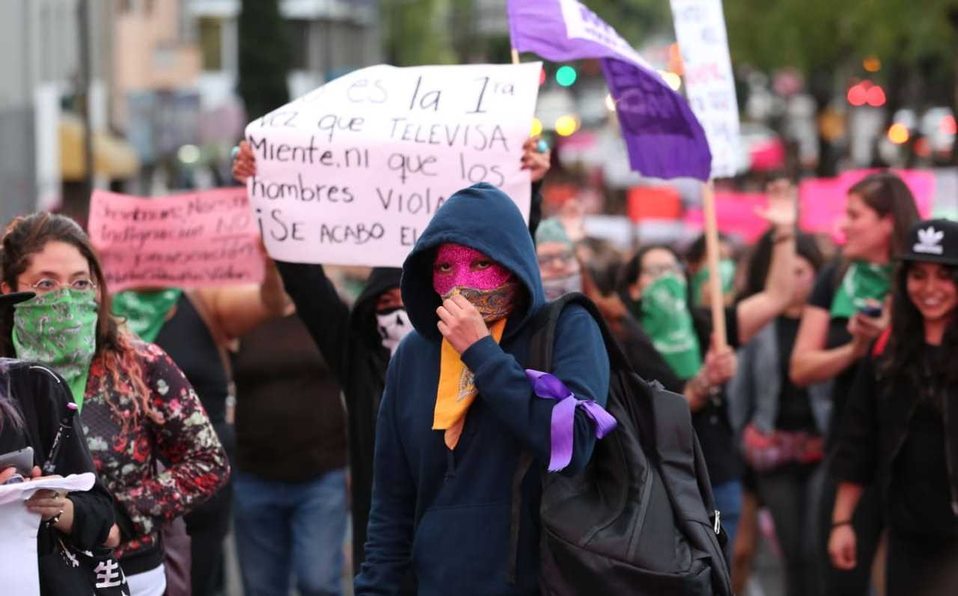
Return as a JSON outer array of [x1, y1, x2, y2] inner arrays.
[[790, 172, 919, 595], [0, 291, 118, 594], [829, 218, 958, 596], [0, 214, 229, 596]]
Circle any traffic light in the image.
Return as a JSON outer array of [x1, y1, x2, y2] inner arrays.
[[555, 65, 577, 87]]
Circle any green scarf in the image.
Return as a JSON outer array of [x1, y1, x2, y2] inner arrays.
[[830, 262, 894, 319], [639, 275, 702, 380], [690, 259, 736, 307], [111, 289, 182, 342], [12, 289, 98, 408]]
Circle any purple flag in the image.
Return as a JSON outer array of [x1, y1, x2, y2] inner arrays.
[[507, 0, 712, 181]]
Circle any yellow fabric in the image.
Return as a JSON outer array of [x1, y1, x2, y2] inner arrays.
[[433, 319, 508, 449]]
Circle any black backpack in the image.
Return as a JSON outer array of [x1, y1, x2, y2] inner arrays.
[[511, 293, 732, 595]]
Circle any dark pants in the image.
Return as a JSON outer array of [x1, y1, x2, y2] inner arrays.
[[756, 462, 822, 596], [818, 466, 884, 596], [186, 482, 232, 596], [187, 419, 234, 596]]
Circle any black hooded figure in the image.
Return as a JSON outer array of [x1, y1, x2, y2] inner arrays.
[[275, 262, 404, 570]]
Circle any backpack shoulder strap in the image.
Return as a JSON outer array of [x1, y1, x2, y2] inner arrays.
[[508, 292, 624, 585], [526, 292, 630, 374]]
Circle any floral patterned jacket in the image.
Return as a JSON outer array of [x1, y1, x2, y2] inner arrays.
[[80, 340, 229, 561]]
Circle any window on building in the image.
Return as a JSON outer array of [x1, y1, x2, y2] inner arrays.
[[199, 17, 223, 71]]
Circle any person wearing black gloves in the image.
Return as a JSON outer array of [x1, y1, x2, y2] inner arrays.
[[830, 218, 958, 596]]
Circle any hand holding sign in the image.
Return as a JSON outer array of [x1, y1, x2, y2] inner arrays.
[[245, 62, 541, 268]]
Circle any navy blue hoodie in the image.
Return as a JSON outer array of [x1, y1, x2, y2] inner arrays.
[[355, 183, 610, 595]]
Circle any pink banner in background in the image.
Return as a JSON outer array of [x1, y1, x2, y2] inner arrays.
[[684, 191, 770, 242], [799, 169, 935, 242], [89, 188, 264, 292], [685, 170, 937, 244]]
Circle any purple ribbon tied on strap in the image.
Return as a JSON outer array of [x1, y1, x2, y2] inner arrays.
[[525, 369, 617, 472]]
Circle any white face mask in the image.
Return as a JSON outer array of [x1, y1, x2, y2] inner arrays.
[[376, 308, 413, 355], [542, 272, 583, 301]]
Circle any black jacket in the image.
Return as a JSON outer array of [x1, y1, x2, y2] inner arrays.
[[832, 349, 958, 527], [0, 360, 116, 591], [276, 262, 397, 570]]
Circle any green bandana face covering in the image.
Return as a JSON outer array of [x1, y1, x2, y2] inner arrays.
[[830, 262, 894, 319], [13, 289, 98, 408], [640, 274, 702, 380], [690, 259, 736, 307], [112, 289, 182, 342]]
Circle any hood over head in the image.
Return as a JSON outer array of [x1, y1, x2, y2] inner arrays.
[[352, 267, 404, 351], [401, 183, 544, 341]]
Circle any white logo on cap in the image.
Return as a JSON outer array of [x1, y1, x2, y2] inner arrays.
[[913, 226, 944, 255]]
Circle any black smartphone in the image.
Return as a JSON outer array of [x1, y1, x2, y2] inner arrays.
[[0, 446, 35, 476], [858, 305, 883, 318]]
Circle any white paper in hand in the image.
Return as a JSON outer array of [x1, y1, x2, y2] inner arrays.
[[0, 473, 96, 596]]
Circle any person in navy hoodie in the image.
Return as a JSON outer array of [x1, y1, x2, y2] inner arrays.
[[354, 183, 611, 595]]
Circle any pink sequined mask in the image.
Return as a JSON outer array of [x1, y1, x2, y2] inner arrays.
[[432, 244, 513, 296]]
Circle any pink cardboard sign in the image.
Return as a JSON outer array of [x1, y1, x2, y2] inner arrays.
[[799, 169, 935, 242], [89, 188, 264, 292], [684, 191, 771, 242]]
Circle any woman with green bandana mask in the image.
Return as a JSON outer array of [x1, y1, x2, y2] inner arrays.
[[686, 232, 737, 308], [1, 212, 229, 596], [618, 178, 799, 548], [789, 171, 919, 596]]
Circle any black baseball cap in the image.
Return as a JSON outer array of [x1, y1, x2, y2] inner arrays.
[[0, 292, 35, 309], [899, 219, 958, 266]]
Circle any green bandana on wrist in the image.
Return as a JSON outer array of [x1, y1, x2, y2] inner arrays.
[[640, 274, 702, 380], [111, 289, 182, 342], [12, 289, 99, 408], [690, 259, 736, 307], [830, 262, 894, 319]]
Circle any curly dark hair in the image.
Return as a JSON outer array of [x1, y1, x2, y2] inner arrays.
[[879, 261, 958, 388]]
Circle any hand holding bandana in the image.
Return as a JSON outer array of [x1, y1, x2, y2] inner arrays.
[[433, 243, 521, 449]]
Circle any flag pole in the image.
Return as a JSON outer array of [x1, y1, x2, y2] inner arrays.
[[702, 180, 728, 349], [511, 48, 520, 65]]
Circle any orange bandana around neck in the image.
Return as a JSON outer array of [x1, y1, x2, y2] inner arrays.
[[433, 318, 508, 449]]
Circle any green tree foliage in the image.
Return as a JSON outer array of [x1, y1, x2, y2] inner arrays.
[[237, 0, 290, 120], [725, 0, 957, 103], [383, 0, 457, 66]]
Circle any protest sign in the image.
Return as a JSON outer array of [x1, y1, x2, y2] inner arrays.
[[670, 0, 743, 179], [245, 62, 540, 267], [508, 0, 711, 181], [89, 189, 264, 292]]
